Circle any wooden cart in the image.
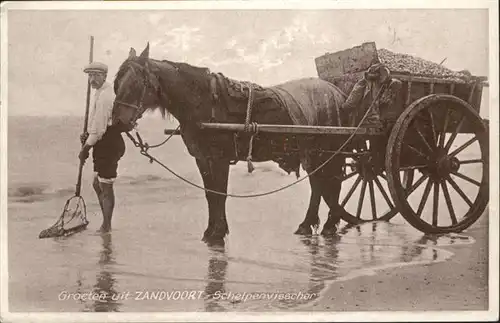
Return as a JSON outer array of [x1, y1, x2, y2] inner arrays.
[[166, 43, 490, 234]]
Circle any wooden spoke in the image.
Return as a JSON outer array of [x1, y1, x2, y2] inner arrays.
[[449, 136, 478, 158], [407, 144, 427, 159], [427, 109, 438, 148], [374, 176, 394, 209], [416, 179, 433, 217], [406, 173, 430, 196], [438, 108, 450, 148], [451, 171, 481, 186], [369, 180, 377, 220], [446, 176, 473, 207], [441, 180, 458, 225], [356, 179, 368, 218], [341, 175, 362, 207], [341, 170, 358, 182], [459, 158, 484, 165], [444, 115, 465, 152], [432, 180, 440, 226], [413, 119, 434, 153]]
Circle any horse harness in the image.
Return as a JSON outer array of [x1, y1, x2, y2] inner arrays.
[[208, 73, 262, 171], [120, 62, 259, 172], [114, 61, 156, 125], [124, 69, 390, 198]]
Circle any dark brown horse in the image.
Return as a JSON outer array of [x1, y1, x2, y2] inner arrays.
[[112, 44, 347, 245]]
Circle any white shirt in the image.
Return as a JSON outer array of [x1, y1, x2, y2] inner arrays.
[[86, 82, 115, 146]]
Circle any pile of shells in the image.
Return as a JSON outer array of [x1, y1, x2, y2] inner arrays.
[[378, 48, 471, 82]]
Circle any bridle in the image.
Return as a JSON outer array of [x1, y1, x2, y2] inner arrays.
[[114, 61, 157, 124]]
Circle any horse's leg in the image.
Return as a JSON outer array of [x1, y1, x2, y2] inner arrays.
[[320, 157, 345, 236], [294, 153, 321, 235], [196, 158, 230, 245], [294, 173, 321, 235], [208, 159, 230, 243], [195, 158, 216, 240]]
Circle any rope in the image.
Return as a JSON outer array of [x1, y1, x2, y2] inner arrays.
[[126, 84, 388, 198], [243, 83, 254, 132], [126, 125, 180, 153], [243, 83, 256, 172]]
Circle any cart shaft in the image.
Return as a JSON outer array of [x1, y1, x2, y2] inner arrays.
[[198, 123, 384, 136]]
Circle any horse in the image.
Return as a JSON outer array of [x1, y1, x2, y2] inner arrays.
[[112, 44, 349, 245]]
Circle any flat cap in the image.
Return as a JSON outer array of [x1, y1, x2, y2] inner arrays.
[[83, 62, 108, 74]]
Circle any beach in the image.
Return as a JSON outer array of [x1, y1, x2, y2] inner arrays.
[[6, 115, 492, 315], [305, 211, 489, 312]]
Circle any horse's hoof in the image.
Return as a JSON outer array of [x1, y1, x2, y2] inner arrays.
[[206, 239, 225, 248], [202, 229, 226, 246], [202, 229, 213, 242], [321, 226, 338, 236], [202, 235, 225, 247], [294, 225, 312, 235]]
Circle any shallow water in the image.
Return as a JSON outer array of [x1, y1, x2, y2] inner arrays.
[[9, 193, 475, 312], [7, 116, 483, 312]]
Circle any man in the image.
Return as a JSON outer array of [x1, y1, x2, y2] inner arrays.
[[79, 62, 125, 233]]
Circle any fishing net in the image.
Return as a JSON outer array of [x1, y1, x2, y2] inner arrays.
[[39, 195, 89, 239]]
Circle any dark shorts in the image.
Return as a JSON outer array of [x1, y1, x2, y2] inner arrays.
[[92, 127, 125, 180]]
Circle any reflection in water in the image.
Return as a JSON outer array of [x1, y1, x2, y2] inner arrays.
[[195, 221, 471, 311], [284, 235, 341, 308], [401, 235, 439, 262], [91, 234, 121, 312], [196, 222, 474, 311], [204, 244, 228, 312], [340, 222, 456, 267]]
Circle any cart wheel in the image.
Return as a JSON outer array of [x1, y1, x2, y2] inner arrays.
[[386, 94, 489, 234], [339, 140, 399, 224]]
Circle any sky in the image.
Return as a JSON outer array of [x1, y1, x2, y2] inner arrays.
[[4, 6, 491, 116]]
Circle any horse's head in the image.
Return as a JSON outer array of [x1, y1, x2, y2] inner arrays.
[[112, 43, 161, 130]]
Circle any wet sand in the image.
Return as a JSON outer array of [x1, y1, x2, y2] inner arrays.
[[7, 118, 494, 316], [305, 210, 490, 312], [8, 159, 491, 314]]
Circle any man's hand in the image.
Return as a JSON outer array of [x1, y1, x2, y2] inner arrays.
[[80, 132, 89, 145], [78, 145, 91, 163]]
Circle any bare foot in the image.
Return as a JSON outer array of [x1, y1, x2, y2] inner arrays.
[[98, 224, 111, 234]]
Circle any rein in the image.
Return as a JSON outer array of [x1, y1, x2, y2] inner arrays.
[[124, 82, 389, 199], [125, 125, 180, 161]]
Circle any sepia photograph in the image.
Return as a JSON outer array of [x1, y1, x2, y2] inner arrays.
[[0, 1, 498, 322]]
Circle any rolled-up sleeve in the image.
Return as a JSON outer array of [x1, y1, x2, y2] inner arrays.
[[86, 86, 115, 146]]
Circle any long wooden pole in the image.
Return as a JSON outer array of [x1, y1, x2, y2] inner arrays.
[[198, 122, 384, 136], [75, 35, 94, 197]]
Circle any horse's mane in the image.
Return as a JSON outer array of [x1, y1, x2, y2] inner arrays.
[[159, 59, 213, 97], [164, 59, 211, 80], [114, 57, 215, 121], [115, 57, 213, 92]]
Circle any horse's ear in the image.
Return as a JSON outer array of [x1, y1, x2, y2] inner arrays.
[[139, 42, 150, 59], [129, 47, 137, 58]]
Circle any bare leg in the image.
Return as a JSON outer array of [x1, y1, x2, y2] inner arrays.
[[93, 175, 115, 233], [93, 175, 104, 212], [99, 182, 115, 233]]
